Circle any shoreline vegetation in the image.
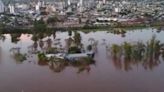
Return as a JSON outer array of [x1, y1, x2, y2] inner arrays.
[[0, 21, 164, 33]]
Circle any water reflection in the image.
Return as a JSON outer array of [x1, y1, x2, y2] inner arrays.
[[47, 57, 95, 73], [1, 28, 164, 73]]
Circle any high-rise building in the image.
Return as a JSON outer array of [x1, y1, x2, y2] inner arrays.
[[0, 0, 5, 13], [35, 1, 41, 12], [68, 0, 71, 6], [8, 4, 15, 14], [103, 0, 106, 4], [77, 0, 83, 12], [79, 0, 83, 6]]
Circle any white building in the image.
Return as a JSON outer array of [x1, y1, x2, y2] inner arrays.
[[0, 0, 5, 13], [68, 0, 71, 6], [103, 0, 106, 4], [79, 0, 83, 6], [15, 3, 29, 10], [35, 1, 41, 11], [55, 1, 65, 11], [77, 0, 83, 12], [8, 4, 15, 14], [115, 8, 121, 13]]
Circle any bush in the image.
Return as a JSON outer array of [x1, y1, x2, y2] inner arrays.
[[37, 53, 47, 61], [87, 45, 92, 51], [68, 46, 81, 54], [33, 19, 47, 31], [14, 53, 26, 62]]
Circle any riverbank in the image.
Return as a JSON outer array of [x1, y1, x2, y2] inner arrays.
[[0, 21, 164, 33]]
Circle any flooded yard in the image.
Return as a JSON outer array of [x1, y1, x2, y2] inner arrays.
[[0, 28, 164, 92]]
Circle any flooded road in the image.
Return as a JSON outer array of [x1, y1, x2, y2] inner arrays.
[[0, 28, 164, 92]]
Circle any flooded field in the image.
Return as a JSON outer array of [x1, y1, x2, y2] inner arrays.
[[0, 28, 164, 92]]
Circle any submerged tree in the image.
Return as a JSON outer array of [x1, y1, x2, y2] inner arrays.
[[52, 31, 56, 40], [109, 35, 164, 71], [47, 16, 58, 25], [87, 45, 92, 51], [47, 38, 52, 48], [37, 53, 49, 66], [111, 44, 122, 58], [33, 41, 38, 51], [143, 35, 163, 70], [10, 47, 26, 63], [74, 31, 81, 47], [123, 42, 132, 60], [39, 40, 44, 49], [49, 57, 67, 73], [65, 37, 74, 52], [132, 42, 145, 61], [31, 33, 39, 42], [0, 31, 5, 42], [13, 53, 27, 63], [10, 33, 21, 43], [33, 19, 47, 31]]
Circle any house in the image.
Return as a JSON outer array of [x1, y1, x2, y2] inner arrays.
[[45, 51, 95, 62], [65, 51, 95, 61]]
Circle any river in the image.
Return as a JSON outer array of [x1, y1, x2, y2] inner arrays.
[[0, 28, 164, 92]]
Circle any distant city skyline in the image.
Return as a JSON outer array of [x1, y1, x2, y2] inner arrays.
[[1, 0, 163, 4]]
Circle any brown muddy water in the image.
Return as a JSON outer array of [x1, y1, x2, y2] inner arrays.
[[0, 28, 164, 92]]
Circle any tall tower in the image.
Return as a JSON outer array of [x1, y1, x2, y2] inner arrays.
[[35, 1, 41, 12], [8, 4, 15, 14], [0, 0, 4, 13], [68, 0, 71, 6], [103, 0, 106, 4], [78, 0, 83, 12], [79, 0, 83, 6]]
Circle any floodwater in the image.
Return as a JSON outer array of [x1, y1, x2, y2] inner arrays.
[[0, 28, 164, 92]]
